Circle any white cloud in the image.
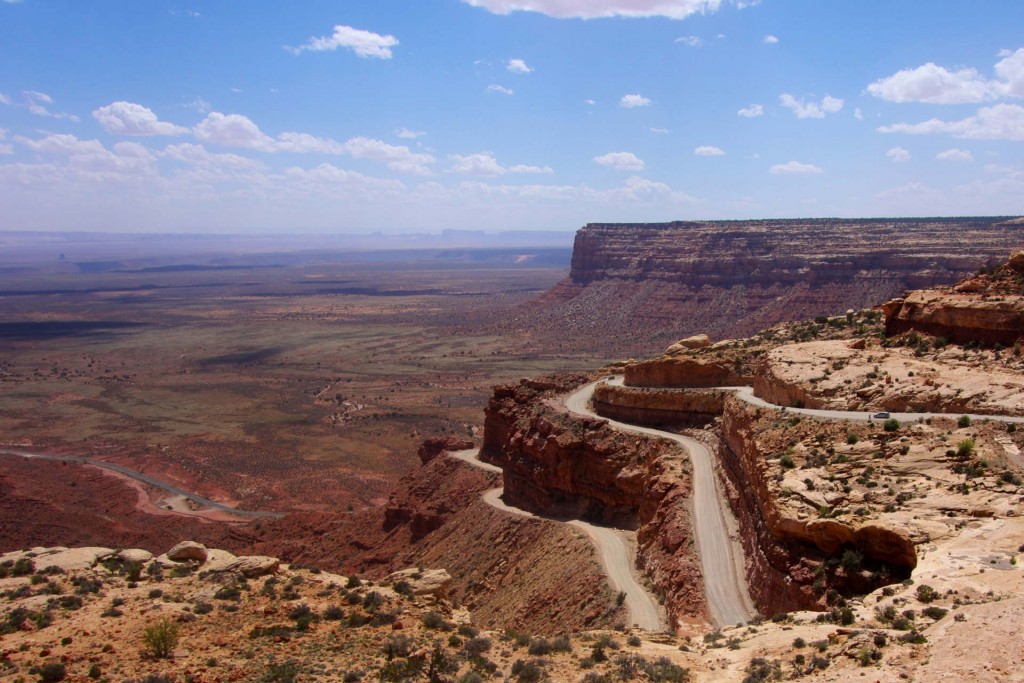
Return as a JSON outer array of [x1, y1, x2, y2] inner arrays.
[[886, 146, 910, 163], [396, 128, 426, 139], [779, 93, 844, 119], [450, 153, 500, 176], [0, 92, 10, 105], [459, 0, 732, 20], [18, 90, 79, 121], [878, 103, 1024, 141], [508, 164, 554, 174], [584, 99, 596, 106], [936, 147, 973, 161], [620, 94, 652, 108], [868, 48, 1024, 104], [854, 108, 864, 120], [694, 145, 725, 156], [289, 25, 399, 59], [93, 102, 189, 136], [186, 97, 212, 114], [449, 153, 551, 176], [161, 142, 266, 170], [485, 84, 514, 95], [192, 112, 435, 174], [769, 160, 823, 174], [763, 34, 778, 44], [593, 151, 644, 171], [867, 63, 994, 104], [506, 58, 532, 74], [649, 127, 670, 134], [675, 36, 702, 47], [737, 104, 763, 118]]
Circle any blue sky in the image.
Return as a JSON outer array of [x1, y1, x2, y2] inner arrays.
[[1, 0, 1023, 233]]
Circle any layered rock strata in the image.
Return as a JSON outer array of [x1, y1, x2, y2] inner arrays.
[[523, 218, 1024, 353], [481, 375, 708, 625]]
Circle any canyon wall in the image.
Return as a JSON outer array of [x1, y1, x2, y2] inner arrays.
[[481, 375, 709, 625], [592, 382, 726, 427], [522, 218, 1024, 355]]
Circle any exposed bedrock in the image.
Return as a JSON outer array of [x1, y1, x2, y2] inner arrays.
[[481, 375, 708, 624], [718, 396, 915, 614], [625, 355, 750, 388], [521, 219, 1024, 354], [592, 382, 726, 427]]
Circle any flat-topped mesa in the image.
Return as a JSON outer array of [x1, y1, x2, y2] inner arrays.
[[571, 218, 1023, 288], [535, 218, 1024, 352]]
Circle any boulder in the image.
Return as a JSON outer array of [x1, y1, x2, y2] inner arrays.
[[665, 334, 711, 355], [166, 541, 208, 563], [33, 547, 114, 572], [385, 568, 452, 598], [1010, 250, 1024, 271], [223, 556, 280, 578], [117, 549, 154, 564]]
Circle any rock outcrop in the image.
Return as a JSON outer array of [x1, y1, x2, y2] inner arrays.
[[521, 218, 1024, 354], [481, 374, 708, 625], [884, 255, 1024, 345]]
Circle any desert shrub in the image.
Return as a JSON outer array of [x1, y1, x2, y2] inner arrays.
[[457, 624, 479, 638], [922, 606, 948, 620], [644, 656, 689, 682], [57, 595, 83, 610], [35, 662, 67, 682], [362, 591, 384, 612], [779, 453, 795, 469], [900, 630, 927, 644], [510, 659, 544, 682], [527, 636, 552, 655], [958, 415, 971, 428], [214, 586, 241, 601], [422, 611, 447, 629], [260, 659, 301, 683], [742, 657, 780, 683], [382, 635, 416, 660], [324, 605, 345, 621], [193, 601, 213, 615], [792, 637, 806, 648], [883, 418, 900, 432], [915, 585, 937, 603], [142, 618, 180, 659], [956, 439, 975, 458], [148, 588, 163, 599], [847, 433, 859, 445], [392, 580, 413, 596], [627, 634, 642, 647], [345, 575, 362, 589], [12, 557, 34, 577], [841, 549, 863, 572], [463, 636, 492, 657]]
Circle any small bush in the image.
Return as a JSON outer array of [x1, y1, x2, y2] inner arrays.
[[847, 433, 859, 445], [916, 585, 938, 603], [324, 605, 345, 621], [922, 606, 948, 620], [422, 611, 447, 630], [142, 618, 181, 659], [883, 418, 900, 432], [958, 415, 971, 428]]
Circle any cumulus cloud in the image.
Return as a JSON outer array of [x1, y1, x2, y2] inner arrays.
[[763, 34, 778, 44], [161, 142, 266, 170], [93, 102, 189, 136], [459, 0, 731, 20], [737, 104, 763, 117], [878, 103, 1024, 141], [594, 151, 644, 171], [289, 25, 399, 59], [868, 48, 1024, 103], [675, 36, 702, 47], [854, 108, 864, 120], [936, 147, 973, 161], [769, 160, 823, 174], [620, 94, 651, 108], [485, 84, 514, 95], [396, 128, 425, 139], [449, 153, 552, 176], [694, 145, 725, 156], [886, 146, 911, 163], [192, 112, 435, 174], [779, 93, 843, 119], [650, 127, 670, 134], [506, 58, 532, 74]]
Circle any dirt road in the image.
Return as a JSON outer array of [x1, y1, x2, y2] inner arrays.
[[0, 449, 284, 519], [451, 448, 666, 632], [565, 381, 757, 627]]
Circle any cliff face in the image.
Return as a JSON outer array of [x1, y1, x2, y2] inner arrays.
[[523, 218, 1024, 354], [481, 375, 708, 625]]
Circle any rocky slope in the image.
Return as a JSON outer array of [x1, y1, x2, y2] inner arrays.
[[480, 374, 708, 628], [518, 217, 1024, 354]]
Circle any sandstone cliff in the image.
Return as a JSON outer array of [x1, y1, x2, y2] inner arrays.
[[520, 218, 1024, 355], [480, 374, 708, 626]]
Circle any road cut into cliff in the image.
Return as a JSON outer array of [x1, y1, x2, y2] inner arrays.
[[449, 447, 666, 632], [564, 382, 757, 627]]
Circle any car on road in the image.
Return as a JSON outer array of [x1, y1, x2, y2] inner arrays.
[[873, 412, 890, 419]]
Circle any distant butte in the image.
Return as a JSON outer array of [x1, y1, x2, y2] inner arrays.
[[521, 217, 1024, 355]]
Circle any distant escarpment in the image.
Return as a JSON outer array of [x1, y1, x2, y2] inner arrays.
[[522, 218, 1024, 355], [481, 374, 709, 626]]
